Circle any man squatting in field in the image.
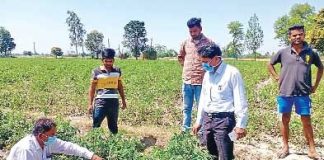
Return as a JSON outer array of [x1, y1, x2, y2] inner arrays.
[[192, 44, 248, 160], [88, 48, 127, 134], [7, 118, 103, 160], [268, 25, 323, 159], [178, 17, 213, 135]]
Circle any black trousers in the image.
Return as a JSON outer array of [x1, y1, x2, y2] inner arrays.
[[93, 98, 119, 134], [203, 112, 236, 160]]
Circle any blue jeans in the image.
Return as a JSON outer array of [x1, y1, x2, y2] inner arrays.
[[93, 98, 119, 134], [182, 83, 202, 131]]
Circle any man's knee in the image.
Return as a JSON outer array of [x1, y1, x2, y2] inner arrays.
[[301, 115, 312, 126], [281, 113, 291, 125]]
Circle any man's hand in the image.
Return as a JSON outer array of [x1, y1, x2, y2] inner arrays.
[[234, 127, 246, 140], [91, 154, 103, 160], [274, 76, 279, 82], [311, 85, 318, 93], [192, 123, 201, 135], [121, 101, 127, 110], [178, 55, 184, 66], [88, 105, 93, 115]]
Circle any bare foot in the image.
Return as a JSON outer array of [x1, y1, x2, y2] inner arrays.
[[277, 148, 289, 159], [308, 151, 321, 160]]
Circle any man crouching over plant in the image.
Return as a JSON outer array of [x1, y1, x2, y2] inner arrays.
[[192, 44, 248, 160], [7, 118, 103, 160], [88, 48, 127, 134]]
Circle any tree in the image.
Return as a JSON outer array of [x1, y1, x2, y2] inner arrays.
[[223, 42, 236, 58], [154, 44, 177, 58], [0, 27, 16, 57], [245, 14, 264, 60], [274, 3, 315, 46], [85, 30, 104, 59], [66, 10, 86, 56], [51, 47, 63, 58], [142, 47, 157, 60], [23, 51, 33, 56], [227, 21, 244, 59], [309, 9, 324, 55], [122, 20, 148, 60]]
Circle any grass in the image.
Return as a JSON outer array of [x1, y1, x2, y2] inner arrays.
[[0, 58, 323, 158]]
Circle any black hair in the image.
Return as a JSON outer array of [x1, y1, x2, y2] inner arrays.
[[198, 43, 222, 58], [187, 17, 202, 28], [32, 118, 56, 136], [101, 48, 116, 59], [288, 24, 305, 35]]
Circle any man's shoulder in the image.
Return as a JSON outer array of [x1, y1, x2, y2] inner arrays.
[[12, 135, 35, 150], [112, 66, 121, 73], [224, 63, 241, 77], [277, 46, 290, 54], [202, 35, 213, 43], [181, 38, 191, 46], [92, 67, 101, 73]]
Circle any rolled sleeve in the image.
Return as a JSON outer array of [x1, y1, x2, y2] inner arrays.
[[178, 41, 186, 58]]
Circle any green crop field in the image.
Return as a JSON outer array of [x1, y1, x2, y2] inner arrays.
[[0, 58, 323, 159]]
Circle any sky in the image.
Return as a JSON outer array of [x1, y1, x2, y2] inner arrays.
[[0, 0, 323, 54]]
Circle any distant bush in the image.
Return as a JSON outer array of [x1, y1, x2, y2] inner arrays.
[[142, 47, 157, 60], [118, 51, 130, 59], [51, 47, 63, 58], [23, 51, 33, 56]]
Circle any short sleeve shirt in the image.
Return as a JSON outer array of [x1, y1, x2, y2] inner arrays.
[[270, 43, 323, 96], [91, 66, 122, 101]]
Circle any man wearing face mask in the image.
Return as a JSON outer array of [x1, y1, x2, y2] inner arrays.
[[178, 17, 213, 132], [6, 118, 103, 160], [192, 44, 248, 160]]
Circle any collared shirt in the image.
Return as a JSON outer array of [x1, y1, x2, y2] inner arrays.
[[196, 62, 248, 128], [270, 42, 323, 96], [178, 34, 213, 85], [6, 135, 94, 160], [91, 66, 122, 101]]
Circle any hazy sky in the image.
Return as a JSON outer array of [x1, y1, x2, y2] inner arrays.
[[1, 0, 323, 54]]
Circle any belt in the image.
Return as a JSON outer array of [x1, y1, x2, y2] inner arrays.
[[206, 112, 234, 118], [95, 94, 118, 99]]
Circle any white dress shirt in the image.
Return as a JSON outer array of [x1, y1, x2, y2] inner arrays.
[[6, 135, 94, 160], [196, 62, 248, 128]]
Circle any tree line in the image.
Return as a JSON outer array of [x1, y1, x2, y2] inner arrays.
[[0, 3, 323, 59], [223, 3, 323, 60]]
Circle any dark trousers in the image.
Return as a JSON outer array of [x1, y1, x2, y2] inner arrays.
[[203, 112, 236, 160], [93, 98, 119, 134]]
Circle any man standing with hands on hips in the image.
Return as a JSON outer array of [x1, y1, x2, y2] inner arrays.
[[192, 44, 248, 160], [268, 25, 323, 159]]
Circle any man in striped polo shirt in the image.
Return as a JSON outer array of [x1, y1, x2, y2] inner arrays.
[[87, 48, 127, 134]]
